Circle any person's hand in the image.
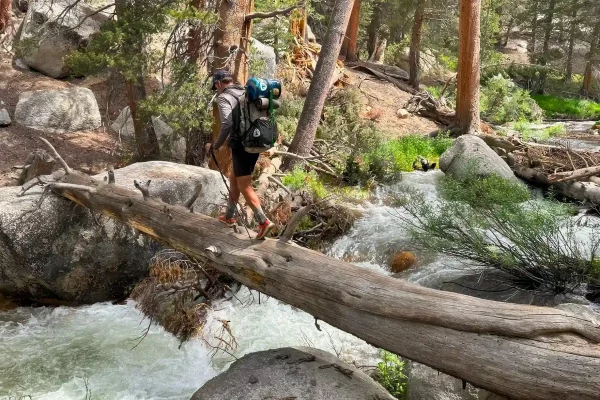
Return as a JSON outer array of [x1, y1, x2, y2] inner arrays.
[[205, 143, 212, 154]]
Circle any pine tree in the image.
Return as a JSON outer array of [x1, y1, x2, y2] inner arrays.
[[455, 0, 482, 135], [284, 0, 354, 169]]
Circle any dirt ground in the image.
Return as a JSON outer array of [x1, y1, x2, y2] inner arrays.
[[0, 50, 133, 187], [346, 69, 442, 136]]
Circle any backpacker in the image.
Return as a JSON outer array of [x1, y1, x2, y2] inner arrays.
[[230, 78, 281, 153]]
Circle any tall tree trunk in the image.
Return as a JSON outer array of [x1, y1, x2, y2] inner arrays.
[[409, 0, 426, 89], [125, 77, 160, 160], [209, 0, 254, 176], [542, 0, 556, 60], [185, 0, 206, 66], [530, 0, 538, 54], [283, 0, 354, 170], [0, 0, 10, 33], [340, 0, 360, 62], [366, 0, 382, 60], [455, 0, 481, 135], [503, 17, 513, 47], [564, 6, 578, 82], [115, 0, 160, 161], [582, 19, 600, 97]]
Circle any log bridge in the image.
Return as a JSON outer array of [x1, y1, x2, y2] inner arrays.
[[22, 140, 600, 400]]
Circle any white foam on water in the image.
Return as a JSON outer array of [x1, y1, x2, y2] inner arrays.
[[0, 301, 216, 400]]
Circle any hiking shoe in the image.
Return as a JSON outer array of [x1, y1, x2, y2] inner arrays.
[[218, 215, 237, 227], [256, 219, 275, 240]]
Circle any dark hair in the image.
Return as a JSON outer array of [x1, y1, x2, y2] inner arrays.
[[220, 76, 234, 84]]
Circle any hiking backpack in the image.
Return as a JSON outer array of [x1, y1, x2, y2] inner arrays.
[[230, 78, 281, 153]]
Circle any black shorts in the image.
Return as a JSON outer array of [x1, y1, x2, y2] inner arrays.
[[231, 146, 260, 177]]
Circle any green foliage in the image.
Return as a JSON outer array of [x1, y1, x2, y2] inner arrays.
[[361, 135, 453, 180], [512, 122, 566, 141], [282, 168, 329, 199], [276, 95, 305, 142], [140, 63, 213, 150], [375, 351, 407, 400], [531, 95, 600, 120], [437, 52, 458, 72], [441, 172, 531, 207], [396, 172, 600, 295], [67, 1, 216, 80], [480, 75, 544, 124], [384, 41, 410, 67]]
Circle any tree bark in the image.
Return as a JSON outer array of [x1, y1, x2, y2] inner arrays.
[[125, 77, 160, 160], [409, 0, 426, 89], [209, 0, 254, 177], [185, 0, 206, 66], [283, 0, 354, 169], [582, 17, 600, 97], [0, 0, 10, 32], [115, 0, 160, 161], [542, 0, 556, 59], [503, 17, 513, 47], [565, 6, 578, 81], [340, 0, 360, 62], [366, 0, 382, 60], [42, 168, 600, 400], [530, 0, 538, 54], [455, 0, 481, 135]]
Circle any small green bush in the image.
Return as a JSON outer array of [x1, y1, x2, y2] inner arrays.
[[480, 75, 544, 124], [396, 173, 599, 295], [361, 135, 453, 180], [531, 95, 600, 120], [282, 167, 329, 199], [513, 122, 566, 142], [375, 350, 407, 399]]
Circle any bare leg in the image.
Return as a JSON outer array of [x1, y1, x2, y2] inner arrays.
[[222, 170, 240, 220], [237, 175, 267, 224], [228, 170, 240, 204]]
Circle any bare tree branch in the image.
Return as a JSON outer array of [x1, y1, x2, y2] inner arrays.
[[245, 3, 303, 21], [39, 137, 73, 175]]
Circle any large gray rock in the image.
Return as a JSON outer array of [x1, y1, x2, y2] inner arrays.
[[440, 135, 517, 182], [192, 347, 395, 400], [0, 100, 10, 126], [15, 87, 102, 133], [111, 106, 185, 161], [250, 38, 277, 79], [18, 0, 110, 78], [406, 362, 505, 400], [0, 162, 226, 304]]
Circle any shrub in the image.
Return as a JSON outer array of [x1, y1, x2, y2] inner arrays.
[[282, 167, 329, 199], [361, 135, 453, 181], [374, 351, 407, 400], [480, 75, 544, 124], [531, 95, 600, 120], [395, 173, 600, 295], [513, 122, 566, 141]]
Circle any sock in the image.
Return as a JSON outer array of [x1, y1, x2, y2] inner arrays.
[[250, 204, 267, 225], [225, 201, 236, 219]]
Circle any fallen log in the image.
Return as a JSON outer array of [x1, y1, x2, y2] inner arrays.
[[349, 60, 418, 95], [514, 165, 600, 205], [549, 165, 600, 183], [25, 152, 600, 400]]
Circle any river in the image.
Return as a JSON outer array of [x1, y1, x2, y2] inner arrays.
[[0, 170, 597, 399]]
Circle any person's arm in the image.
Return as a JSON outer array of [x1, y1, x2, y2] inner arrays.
[[212, 94, 234, 151]]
